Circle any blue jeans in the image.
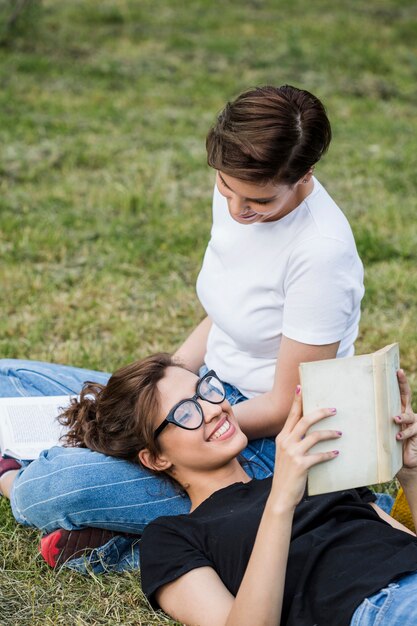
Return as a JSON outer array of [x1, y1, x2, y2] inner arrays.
[[1, 359, 275, 571], [350, 571, 417, 625]]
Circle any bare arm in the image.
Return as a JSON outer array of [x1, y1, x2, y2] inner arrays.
[[370, 503, 415, 536], [156, 393, 340, 626], [173, 316, 212, 374], [233, 336, 340, 439]]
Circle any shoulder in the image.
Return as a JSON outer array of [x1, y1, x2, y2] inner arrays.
[[302, 178, 357, 244], [141, 514, 212, 608], [286, 234, 363, 280], [141, 513, 191, 547], [288, 179, 362, 270]]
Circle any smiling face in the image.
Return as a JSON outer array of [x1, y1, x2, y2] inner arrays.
[[216, 171, 313, 224], [150, 366, 248, 480]]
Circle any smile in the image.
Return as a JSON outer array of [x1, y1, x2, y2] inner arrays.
[[208, 419, 235, 441], [234, 211, 259, 223]]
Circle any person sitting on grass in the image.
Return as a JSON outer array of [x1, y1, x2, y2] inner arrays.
[[3, 352, 417, 625]]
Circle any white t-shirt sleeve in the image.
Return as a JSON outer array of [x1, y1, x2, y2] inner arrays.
[[282, 236, 364, 345]]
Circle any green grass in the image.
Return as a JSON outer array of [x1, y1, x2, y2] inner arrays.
[[1, 0, 417, 623]]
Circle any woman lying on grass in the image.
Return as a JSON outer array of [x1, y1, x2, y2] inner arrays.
[[135, 359, 417, 626], [11, 353, 417, 625], [2, 352, 417, 624]]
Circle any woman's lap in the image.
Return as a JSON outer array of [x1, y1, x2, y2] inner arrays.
[[11, 446, 190, 533]]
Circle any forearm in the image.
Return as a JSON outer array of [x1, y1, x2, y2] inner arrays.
[[233, 392, 290, 439], [173, 316, 212, 374], [225, 500, 294, 626], [234, 337, 340, 440]]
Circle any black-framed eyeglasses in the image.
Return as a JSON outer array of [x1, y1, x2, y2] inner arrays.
[[153, 370, 226, 439]]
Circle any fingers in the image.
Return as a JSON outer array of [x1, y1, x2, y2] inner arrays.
[[290, 406, 337, 441], [298, 428, 342, 454], [394, 370, 416, 441], [394, 412, 416, 427], [304, 449, 340, 469], [276, 411, 341, 465], [397, 369, 413, 413], [395, 420, 417, 441], [281, 385, 303, 434]]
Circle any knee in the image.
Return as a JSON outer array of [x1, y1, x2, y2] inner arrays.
[[11, 448, 100, 530]]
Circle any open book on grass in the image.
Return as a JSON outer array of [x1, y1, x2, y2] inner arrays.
[[300, 343, 402, 496], [0, 395, 72, 461]]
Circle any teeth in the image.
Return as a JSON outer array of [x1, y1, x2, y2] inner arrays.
[[209, 420, 231, 441]]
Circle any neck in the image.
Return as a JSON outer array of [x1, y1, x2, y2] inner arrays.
[[179, 459, 251, 511], [263, 177, 314, 223]]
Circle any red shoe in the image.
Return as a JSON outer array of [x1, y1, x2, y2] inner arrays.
[[0, 456, 21, 479], [0, 456, 21, 495], [39, 527, 120, 568]]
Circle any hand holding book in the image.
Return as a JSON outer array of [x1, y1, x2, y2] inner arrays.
[[300, 344, 403, 495], [272, 388, 341, 510], [396, 369, 417, 473]]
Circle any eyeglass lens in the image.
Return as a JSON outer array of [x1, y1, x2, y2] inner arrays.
[[172, 375, 225, 429], [173, 400, 203, 429], [198, 374, 225, 402]]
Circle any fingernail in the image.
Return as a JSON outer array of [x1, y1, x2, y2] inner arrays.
[[396, 415, 402, 422], [296, 385, 301, 395], [333, 450, 339, 456], [397, 432, 403, 439], [337, 431, 342, 436], [330, 408, 337, 413]]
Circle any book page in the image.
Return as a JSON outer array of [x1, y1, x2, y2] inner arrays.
[[300, 354, 378, 495], [0, 396, 71, 460]]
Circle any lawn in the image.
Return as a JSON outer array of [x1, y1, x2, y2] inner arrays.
[[1, 0, 417, 623]]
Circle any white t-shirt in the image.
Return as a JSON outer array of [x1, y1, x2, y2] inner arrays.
[[196, 177, 365, 399]]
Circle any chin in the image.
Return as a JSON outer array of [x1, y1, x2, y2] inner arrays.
[[234, 430, 249, 455]]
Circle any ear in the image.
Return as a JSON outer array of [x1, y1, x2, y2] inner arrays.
[[138, 448, 173, 473], [300, 168, 314, 184]]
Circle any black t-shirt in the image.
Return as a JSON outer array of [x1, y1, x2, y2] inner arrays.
[[140, 478, 417, 626]]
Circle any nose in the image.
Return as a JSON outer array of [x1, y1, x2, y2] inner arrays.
[[200, 399, 223, 423], [227, 194, 250, 217]]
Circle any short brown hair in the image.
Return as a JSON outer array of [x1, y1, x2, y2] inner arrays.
[[206, 85, 331, 185]]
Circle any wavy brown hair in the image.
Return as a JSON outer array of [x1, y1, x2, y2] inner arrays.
[[59, 352, 174, 465], [206, 84, 331, 186]]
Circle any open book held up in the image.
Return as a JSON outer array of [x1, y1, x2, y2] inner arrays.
[[300, 343, 402, 496], [0, 395, 72, 461]]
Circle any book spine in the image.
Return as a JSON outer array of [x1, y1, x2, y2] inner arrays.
[[373, 351, 391, 483], [384, 348, 403, 478], [373, 346, 402, 482]]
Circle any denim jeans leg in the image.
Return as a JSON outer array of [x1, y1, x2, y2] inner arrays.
[[11, 445, 191, 533], [374, 492, 394, 515], [350, 571, 417, 625], [0, 359, 111, 397]]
